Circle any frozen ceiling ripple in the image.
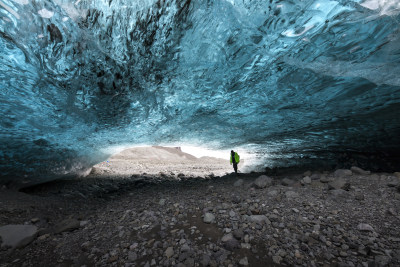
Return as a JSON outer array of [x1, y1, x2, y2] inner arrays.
[[1, 0, 400, 181]]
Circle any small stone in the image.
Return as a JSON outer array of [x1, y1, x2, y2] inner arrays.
[[320, 176, 331, 183], [159, 199, 166, 206], [295, 250, 302, 259], [357, 223, 374, 232], [181, 243, 190, 252], [272, 255, 282, 264], [234, 179, 244, 187], [267, 190, 278, 197], [37, 234, 49, 241], [129, 243, 138, 250], [222, 233, 234, 242], [233, 229, 244, 240], [247, 215, 271, 224], [355, 193, 365, 200], [203, 213, 215, 224], [80, 220, 89, 227], [165, 247, 174, 258], [285, 191, 299, 198], [128, 251, 137, 261], [292, 208, 299, 213], [394, 172, 400, 179], [31, 218, 40, 223], [241, 243, 251, 249], [239, 257, 249, 266]]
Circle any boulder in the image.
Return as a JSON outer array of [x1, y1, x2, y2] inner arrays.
[[334, 169, 352, 177], [254, 175, 273, 189], [350, 166, 370, 175], [328, 179, 350, 191], [0, 225, 38, 248]]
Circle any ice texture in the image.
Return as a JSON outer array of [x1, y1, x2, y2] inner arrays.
[[1, 0, 400, 181]]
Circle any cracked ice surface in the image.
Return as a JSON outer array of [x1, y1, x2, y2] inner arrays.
[[0, 0, 400, 181]]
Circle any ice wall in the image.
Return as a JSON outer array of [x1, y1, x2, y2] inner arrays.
[[1, 0, 400, 181]]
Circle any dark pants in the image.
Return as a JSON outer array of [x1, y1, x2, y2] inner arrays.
[[233, 163, 238, 174]]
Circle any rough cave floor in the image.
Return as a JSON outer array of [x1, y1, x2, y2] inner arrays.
[[1, 169, 400, 267]]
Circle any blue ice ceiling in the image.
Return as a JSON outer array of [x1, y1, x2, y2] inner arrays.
[[1, 0, 400, 181]]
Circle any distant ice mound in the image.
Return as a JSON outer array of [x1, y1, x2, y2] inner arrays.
[[91, 146, 230, 177]]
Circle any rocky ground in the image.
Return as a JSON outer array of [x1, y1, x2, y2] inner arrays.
[[1, 167, 400, 267]]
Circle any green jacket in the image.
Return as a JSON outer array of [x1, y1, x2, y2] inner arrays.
[[230, 152, 240, 164]]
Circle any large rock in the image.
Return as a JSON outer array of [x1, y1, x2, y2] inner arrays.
[[328, 179, 350, 191], [203, 213, 215, 224], [350, 166, 370, 175], [334, 169, 352, 177], [0, 225, 38, 248], [254, 175, 273, 189]]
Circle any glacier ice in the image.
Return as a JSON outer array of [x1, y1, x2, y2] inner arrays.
[[0, 0, 400, 182]]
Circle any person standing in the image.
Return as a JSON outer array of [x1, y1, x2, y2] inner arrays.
[[230, 150, 240, 174]]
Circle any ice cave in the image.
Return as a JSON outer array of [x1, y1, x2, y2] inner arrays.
[[1, 0, 400, 183]]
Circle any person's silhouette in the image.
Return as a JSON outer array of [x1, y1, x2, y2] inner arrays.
[[230, 150, 240, 174]]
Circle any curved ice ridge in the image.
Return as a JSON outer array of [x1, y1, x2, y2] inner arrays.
[[1, 0, 400, 181]]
